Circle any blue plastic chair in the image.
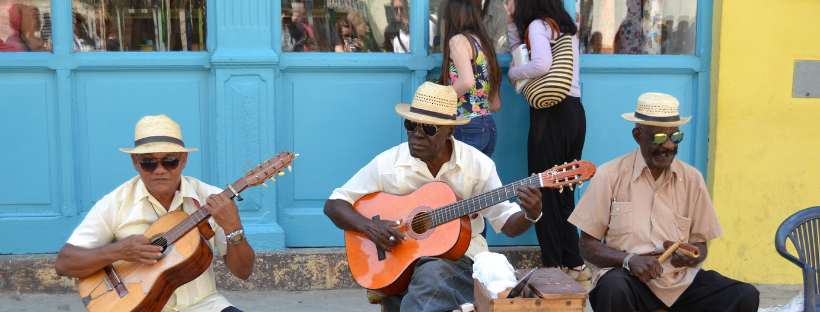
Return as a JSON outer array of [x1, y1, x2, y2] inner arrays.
[[775, 206, 820, 312]]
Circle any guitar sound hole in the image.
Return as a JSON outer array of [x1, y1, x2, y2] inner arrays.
[[410, 212, 432, 234], [151, 237, 168, 254]]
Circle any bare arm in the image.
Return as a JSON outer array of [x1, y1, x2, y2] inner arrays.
[[449, 35, 476, 96], [203, 193, 255, 280], [579, 231, 663, 283], [500, 185, 542, 237], [18, 4, 49, 51], [489, 92, 501, 113], [324, 199, 405, 252], [55, 235, 163, 278]]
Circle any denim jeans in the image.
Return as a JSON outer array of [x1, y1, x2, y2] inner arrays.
[[454, 114, 497, 158], [381, 256, 475, 312]]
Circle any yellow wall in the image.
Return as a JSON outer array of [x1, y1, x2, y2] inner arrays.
[[706, 0, 820, 284]]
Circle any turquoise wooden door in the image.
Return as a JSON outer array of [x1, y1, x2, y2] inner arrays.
[[278, 0, 714, 248]]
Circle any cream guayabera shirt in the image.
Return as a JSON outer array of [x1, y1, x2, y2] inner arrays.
[[568, 149, 723, 307], [329, 138, 521, 260], [67, 176, 233, 312]]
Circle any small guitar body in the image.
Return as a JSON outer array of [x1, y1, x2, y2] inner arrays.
[[344, 160, 596, 297], [79, 211, 213, 312], [76, 152, 297, 312], [345, 182, 472, 297]]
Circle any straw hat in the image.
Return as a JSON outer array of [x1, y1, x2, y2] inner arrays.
[[119, 115, 198, 154], [395, 82, 470, 126], [622, 93, 691, 127]]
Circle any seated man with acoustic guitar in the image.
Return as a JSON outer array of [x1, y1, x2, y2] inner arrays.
[[568, 93, 759, 312], [55, 115, 255, 312], [324, 82, 544, 312]]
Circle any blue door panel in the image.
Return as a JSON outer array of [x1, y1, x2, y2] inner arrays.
[[281, 71, 412, 247], [74, 71, 208, 210], [0, 73, 58, 215]]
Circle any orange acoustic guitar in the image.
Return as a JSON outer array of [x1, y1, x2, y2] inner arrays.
[[78, 152, 297, 312], [345, 160, 596, 297]]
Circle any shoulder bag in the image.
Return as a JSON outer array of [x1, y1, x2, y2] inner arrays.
[[522, 18, 574, 109]]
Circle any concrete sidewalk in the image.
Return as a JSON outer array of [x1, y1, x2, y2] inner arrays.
[[0, 284, 803, 312]]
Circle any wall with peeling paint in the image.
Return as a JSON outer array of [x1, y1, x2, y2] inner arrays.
[[705, 0, 820, 284]]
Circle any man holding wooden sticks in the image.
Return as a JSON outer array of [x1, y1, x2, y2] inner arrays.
[[324, 82, 544, 312], [568, 93, 759, 312], [55, 115, 254, 312]]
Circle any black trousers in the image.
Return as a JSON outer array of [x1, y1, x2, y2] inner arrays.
[[589, 269, 760, 312], [527, 96, 586, 268], [221, 307, 243, 312]]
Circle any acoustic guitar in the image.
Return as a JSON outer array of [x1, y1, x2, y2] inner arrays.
[[345, 160, 596, 297], [78, 152, 297, 312]]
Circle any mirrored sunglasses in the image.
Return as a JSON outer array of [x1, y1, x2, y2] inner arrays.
[[138, 156, 180, 172], [404, 119, 441, 137], [640, 128, 684, 145]]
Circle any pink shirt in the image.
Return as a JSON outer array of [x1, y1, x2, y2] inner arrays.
[[507, 20, 580, 98], [0, 0, 25, 52]]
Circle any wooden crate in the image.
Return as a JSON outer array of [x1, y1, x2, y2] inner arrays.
[[473, 268, 587, 312]]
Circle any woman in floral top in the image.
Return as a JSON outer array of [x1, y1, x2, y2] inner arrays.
[[439, 0, 502, 157]]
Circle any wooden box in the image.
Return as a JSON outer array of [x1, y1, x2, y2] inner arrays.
[[473, 268, 587, 312]]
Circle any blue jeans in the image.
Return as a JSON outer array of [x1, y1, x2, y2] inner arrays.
[[381, 256, 475, 312], [454, 114, 497, 158]]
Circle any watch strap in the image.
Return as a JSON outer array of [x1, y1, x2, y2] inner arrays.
[[623, 253, 637, 273], [226, 228, 245, 244]]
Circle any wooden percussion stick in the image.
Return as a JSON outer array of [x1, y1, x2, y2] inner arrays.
[[658, 236, 686, 263], [678, 247, 700, 258]]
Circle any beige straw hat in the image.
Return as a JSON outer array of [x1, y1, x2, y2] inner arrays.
[[119, 115, 198, 154], [395, 82, 470, 126], [622, 92, 691, 127]]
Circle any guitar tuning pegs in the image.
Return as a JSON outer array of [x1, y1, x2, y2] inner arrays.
[[270, 177, 276, 182], [279, 172, 285, 176], [294, 153, 300, 157], [558, 185, 564, 193], [288, 165, 292, 172], [578, 181, 584, 188], [262, 182, 268, 188], [568, 183, 574, 191], [574, 159, 577, 162]]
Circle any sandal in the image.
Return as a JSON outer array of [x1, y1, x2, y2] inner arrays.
[[567, 264, 591, 282]]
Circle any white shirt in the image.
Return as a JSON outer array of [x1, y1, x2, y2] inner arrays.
[[392, 20, 436, 53], [67, 176, 232, 312], [329, 138, 521, 259]]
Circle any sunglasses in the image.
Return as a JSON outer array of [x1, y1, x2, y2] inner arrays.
[[404, 119, 441, 137], [639, 128, 684, 145], [392, 6, 405, 14], [138, 155, 181, 172]]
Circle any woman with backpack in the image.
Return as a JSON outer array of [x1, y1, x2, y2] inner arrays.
[[505, 0, 588, 281]]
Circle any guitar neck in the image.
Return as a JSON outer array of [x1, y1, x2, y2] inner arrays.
[[429, 175, 541, 228], [160, 184, 241, 245]]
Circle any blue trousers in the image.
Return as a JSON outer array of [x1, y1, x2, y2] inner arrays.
[[382, 256, 474, 312], [454, 114, 497, 158]]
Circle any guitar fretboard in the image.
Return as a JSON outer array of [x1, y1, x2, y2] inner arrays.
[[428, 175, 541, 228]]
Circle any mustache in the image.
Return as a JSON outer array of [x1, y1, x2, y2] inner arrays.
[[652, 148, 677, 156]]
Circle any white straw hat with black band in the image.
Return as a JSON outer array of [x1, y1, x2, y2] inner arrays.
[[622, 92, 691, 127], [119, 115, 198, 154], [395, 82, 470, 126]]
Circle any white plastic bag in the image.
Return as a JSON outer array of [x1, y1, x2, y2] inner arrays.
[[472, 252, 517, 299]]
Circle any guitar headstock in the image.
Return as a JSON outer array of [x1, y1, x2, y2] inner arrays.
[[235, 152, 297, 193], [537, 160, 596, 193]]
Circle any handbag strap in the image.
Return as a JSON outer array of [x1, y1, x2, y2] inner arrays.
[[524, 17, 561, 49]]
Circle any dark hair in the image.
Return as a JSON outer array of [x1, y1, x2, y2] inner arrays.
[[514, 0, 577, 42], [439, 0, 501, 100], [335, 16, 357, 45]]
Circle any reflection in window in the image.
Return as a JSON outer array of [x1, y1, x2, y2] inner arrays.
[[72, 0, 207, 52], [282, 0, 432, 53], [429, 0, 509, 54], [579, 0, 696, 55], [0, 0, 51, 52]]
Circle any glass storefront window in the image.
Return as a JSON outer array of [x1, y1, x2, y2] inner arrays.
[[429, 0, 509, 54], [72, 0, 207, 52], [0, 0, 51, 52], [282, 0, 429, 53], [579, 0, 696, 55]]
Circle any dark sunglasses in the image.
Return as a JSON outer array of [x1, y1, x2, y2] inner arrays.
[[639, 128, 684, 145], [138, 155, 181, 172], [404, 119, 441, 137], [392, 6, 405, 14]]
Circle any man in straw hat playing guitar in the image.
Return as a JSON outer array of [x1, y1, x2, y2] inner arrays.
[[55, 115, 254, 312], [567, 93, 759, 312], [324, 82, 544, 312]]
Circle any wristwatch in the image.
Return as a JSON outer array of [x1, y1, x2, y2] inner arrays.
[[524, 211, 542, 223], [226, 228, 245, 244], [623, 253, 637, 274]]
